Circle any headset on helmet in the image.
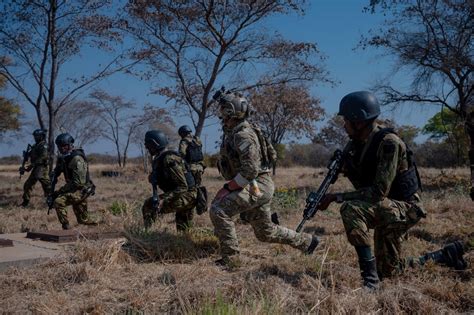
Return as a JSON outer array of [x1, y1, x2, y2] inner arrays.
[[213, 87, 250, 120]]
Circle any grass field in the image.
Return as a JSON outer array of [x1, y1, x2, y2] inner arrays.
[[0, 165, 473, 313]]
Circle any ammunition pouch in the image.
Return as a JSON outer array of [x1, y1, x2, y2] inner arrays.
[[389, 166, 420, 201]]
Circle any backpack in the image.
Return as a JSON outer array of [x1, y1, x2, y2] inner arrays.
[[251, 125, 277, 168]]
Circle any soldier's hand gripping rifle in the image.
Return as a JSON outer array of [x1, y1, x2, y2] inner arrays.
[[46, 171, 58, 215], [296, 149, 344, 233], [19, 144, 32, 179]]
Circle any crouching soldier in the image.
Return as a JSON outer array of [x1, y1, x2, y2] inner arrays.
[[19, 129, 50, 207], [142, 130, 198, 231], [210, 90, 319, 267], [47, 133, 96, 230], [315, 91, 467, 289]]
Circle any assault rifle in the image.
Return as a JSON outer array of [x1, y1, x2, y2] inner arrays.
[[47, 171, 58, 215], [19, 144, 32, 179], [296, 149, 344, 233]]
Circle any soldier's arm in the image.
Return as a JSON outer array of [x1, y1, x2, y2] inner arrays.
[[233, 130, 260, 187], [57, 156, 87, 194], [161, 156, 189, 206], [339, 137, 400, 202], [178, 139, 188, 157]]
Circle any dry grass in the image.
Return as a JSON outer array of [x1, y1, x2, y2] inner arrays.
[[0, 164, 473, 314]]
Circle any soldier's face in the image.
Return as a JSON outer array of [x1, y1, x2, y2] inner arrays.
[[343, 118, 357, 139], [57, 144, 72, 155]]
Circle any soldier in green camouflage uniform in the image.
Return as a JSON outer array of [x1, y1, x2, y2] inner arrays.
[[178, 125, 205, 186], [210, 90, 319, 266], [316, 91, 467, 289], [20, 129, 50, 207], [49, 133, 96, 230], [142, 130, 198, 231]]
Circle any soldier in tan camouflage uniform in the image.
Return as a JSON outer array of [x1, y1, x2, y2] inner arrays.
[[142, 130, 198, 231], [19, 129, 50, 207], [209, 90, 319, 266], [316, 91, 467, 289], [48, 133, 96, 230], [178, 125, 205, 186]]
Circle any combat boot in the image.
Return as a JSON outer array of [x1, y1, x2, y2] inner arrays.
[[62, 223, 70, 230], [420, 241, 467, 270], [20, 200, 29, 208], [358, 258, 380, 290], [355, 246, 380, 290]]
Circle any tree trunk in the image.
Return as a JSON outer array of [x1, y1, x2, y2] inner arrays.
[[194, 111, 206, 137], [467, 117, 474, 200]]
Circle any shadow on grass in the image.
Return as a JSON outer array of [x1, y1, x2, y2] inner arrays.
[[122, 226, 219, 263], [409, 228, 474, 246]]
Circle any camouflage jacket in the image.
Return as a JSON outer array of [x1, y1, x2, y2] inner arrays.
[[217, 120, 269, 186], [151, 151, 194, 204], [28, 141, 48, 168], [54, 149, 89, 195], [340, 124, 413, 202]]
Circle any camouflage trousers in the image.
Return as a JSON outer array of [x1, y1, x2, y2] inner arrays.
[[189, 163, 204, 186], [142, 188, 197, 231], [53, 190, 90, 226], [22, 166, 50, 203], [340, 196, 426, 279], [210, 173, 312, 258]]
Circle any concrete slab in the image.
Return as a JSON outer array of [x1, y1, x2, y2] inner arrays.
[[0, 230, 122, 272], [0, 233, 71, 272]]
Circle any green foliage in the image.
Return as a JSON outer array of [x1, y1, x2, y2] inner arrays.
[[0, 77, 21, 135], [422, 108, 465, 140], [273, 143, 286, 161], [272, 188, 299, 210], [109, 200, 128, 216]]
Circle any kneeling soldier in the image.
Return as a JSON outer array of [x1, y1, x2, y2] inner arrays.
[[48, 133, 96, 230], [142, 130, 198, 231], [316, 91, 467, 289], [210, 90, 319, 266]]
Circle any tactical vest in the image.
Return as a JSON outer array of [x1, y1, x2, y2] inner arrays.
[[154, 150, 195, 192], [29, 142, 48, 166], [61, 149, 94, 187], [345, 128, 422, 201], [185, 137, 204, 163]]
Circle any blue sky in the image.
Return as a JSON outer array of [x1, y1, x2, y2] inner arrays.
[[1, 0, 440, 157]]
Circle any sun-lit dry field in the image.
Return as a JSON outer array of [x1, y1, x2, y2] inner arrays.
[[0, 164, 473, 314]]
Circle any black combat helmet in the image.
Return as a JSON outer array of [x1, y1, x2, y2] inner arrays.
[[33, 129, 47, 142], [55, 133, 74, 146], [178, 125, 192, 138], [338, 91, 380, 122], [145, 130, 168, 152]]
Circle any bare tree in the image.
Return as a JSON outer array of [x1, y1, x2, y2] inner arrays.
[[362, 0, 474, 198], [55, 100, 104, 148], [91, 90, 173, 167], [249, 83, 325, 144], [313, 115, 348, 150], [0, 0, 135, 168], [120, 0, 331, 136]]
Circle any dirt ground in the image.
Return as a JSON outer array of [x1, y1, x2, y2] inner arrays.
[[0, 164, 473, 314]]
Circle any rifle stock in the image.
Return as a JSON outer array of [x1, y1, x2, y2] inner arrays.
[[296, 149, 344, 232]]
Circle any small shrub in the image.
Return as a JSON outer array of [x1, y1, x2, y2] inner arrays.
[[109, 200, 128, 216]]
